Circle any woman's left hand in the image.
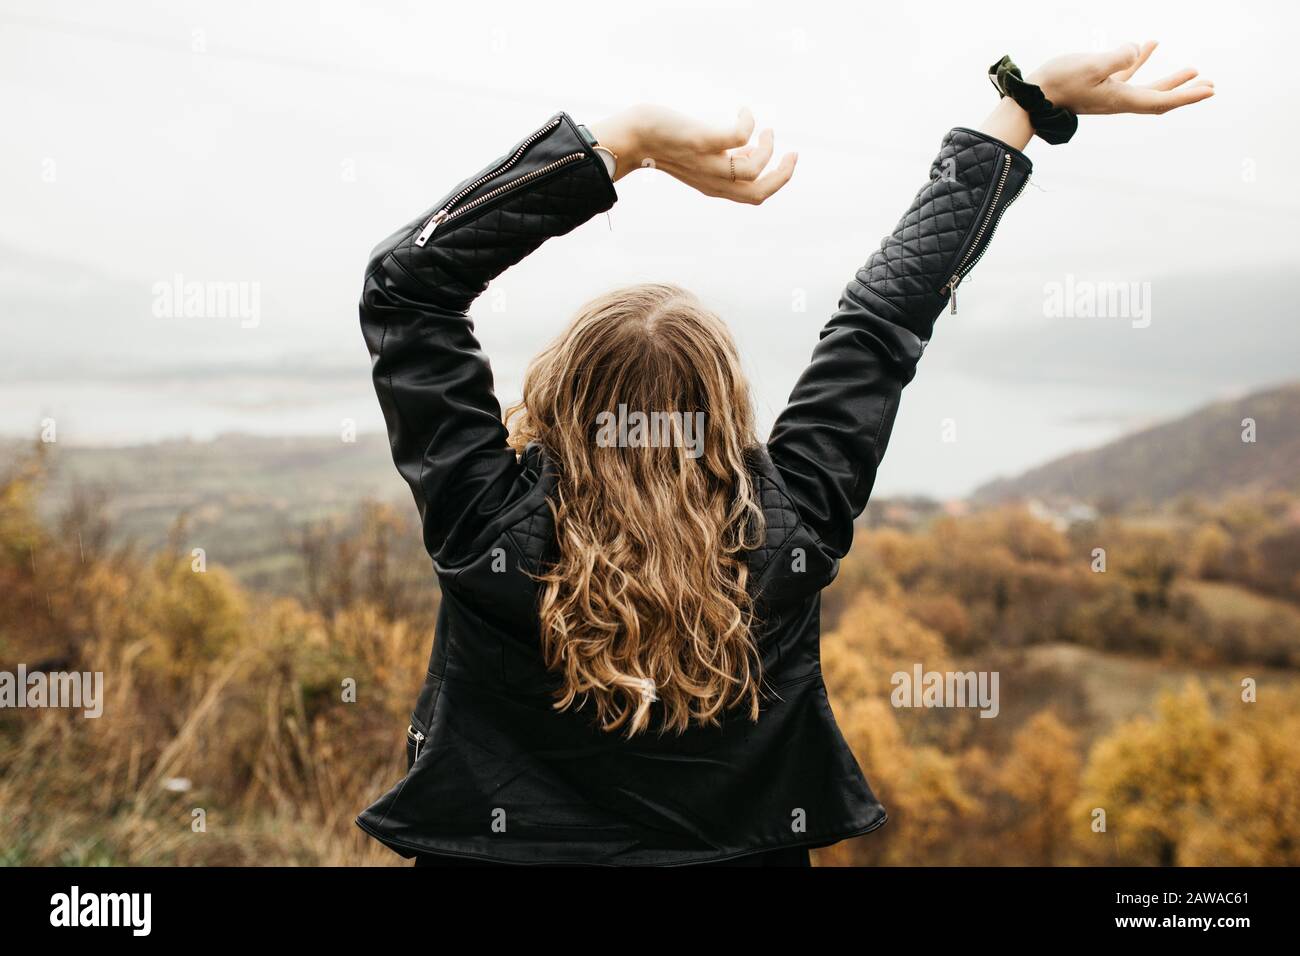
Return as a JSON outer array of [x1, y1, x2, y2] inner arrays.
[[590, 104, 797, 205]]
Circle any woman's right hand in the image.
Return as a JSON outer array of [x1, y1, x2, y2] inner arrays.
[[590, 104, 797, 205]]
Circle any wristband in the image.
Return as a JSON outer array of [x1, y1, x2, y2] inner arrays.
[[988, 55, 1077, 145], [576, 123, 618, 179]]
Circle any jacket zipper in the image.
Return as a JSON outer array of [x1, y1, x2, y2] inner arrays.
[[414, 117, 583, 247], [407, 724, 425, 761], [944, 152, 1027, 315]]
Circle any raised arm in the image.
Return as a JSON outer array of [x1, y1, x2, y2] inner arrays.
[[360, 113, 616, 562], [767, 41, 1213, 557], [362, 106, 796, 563]]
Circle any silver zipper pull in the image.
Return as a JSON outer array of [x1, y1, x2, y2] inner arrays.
[[948, 276, 960, 315], [414, 210, 448, 248]]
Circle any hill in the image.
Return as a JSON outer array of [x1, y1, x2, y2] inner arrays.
[[974, 382, 1300, 506]]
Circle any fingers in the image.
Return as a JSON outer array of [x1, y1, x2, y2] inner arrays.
[[695, 107, 755, 151], [1144, 67, 1199, 92], [640, 105, 796, 204], [666, 128, 775, 182], [1118, 79, 1215, 114], [668, 151, 798, 205], [1092, 41, 1142, 80], [1110, 40, 1157, 81], [730, 128, 775, 180], [736, 151, 798, 204], [732, 107, 756, 147]]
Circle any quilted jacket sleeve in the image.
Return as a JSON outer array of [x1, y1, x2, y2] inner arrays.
[[360, 112, 617, 562], [767, 128, 1032, 558]]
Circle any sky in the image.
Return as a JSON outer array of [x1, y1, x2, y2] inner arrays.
[[1, 0, 1297, 497]]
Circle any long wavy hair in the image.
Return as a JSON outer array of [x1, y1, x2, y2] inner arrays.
[[505, 283, 765, 736]]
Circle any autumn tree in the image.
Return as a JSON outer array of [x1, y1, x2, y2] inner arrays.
[[996, 711, 1082, 865], [1076, 682, 1229, 865]]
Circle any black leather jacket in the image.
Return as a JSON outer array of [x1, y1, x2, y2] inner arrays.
[[355, 111, 1032, 865]]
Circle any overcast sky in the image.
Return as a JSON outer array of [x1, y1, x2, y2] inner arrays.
[[1, 0, 1297, 497]]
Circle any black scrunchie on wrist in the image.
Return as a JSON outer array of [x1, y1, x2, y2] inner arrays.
[[988, 54, 1077, 145]]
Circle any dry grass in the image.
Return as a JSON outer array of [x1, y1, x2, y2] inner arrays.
[[4, 450, 1300, 866]]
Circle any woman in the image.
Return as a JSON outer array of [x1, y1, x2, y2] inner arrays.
[[355, 42, 1212, 866]]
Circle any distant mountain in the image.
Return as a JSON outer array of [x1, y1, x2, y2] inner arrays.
[[974, 382, 1300, 506], [11, 382, 1299, 592]]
